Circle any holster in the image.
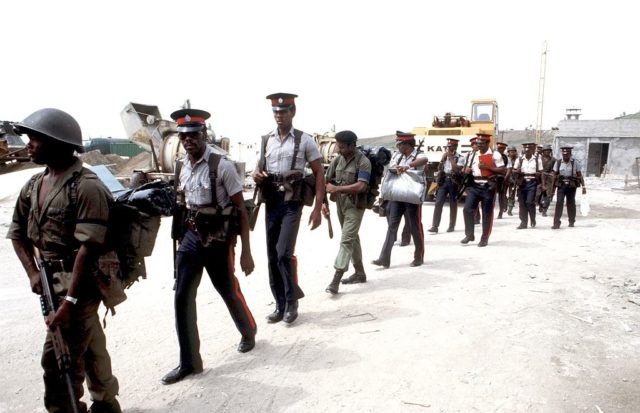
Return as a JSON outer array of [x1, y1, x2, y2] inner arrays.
[[194, 205, 239, 247], [171, 204, 188, 240], [282, 170, 305, 203]]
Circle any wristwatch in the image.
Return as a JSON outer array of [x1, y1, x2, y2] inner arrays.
[[64, 295, 78, 305]]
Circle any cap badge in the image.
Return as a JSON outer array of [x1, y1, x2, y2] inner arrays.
[[185, 115, 191, 122], [278, 98, 284, 104]]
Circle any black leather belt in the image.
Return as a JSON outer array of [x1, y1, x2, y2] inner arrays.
[[267, 173, 285, 183], [45, 258, 74, 273]]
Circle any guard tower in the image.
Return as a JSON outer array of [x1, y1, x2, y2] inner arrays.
[[565, 108, 582, 120]]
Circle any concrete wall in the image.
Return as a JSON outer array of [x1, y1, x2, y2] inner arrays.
[[553, 136, 640, 177]]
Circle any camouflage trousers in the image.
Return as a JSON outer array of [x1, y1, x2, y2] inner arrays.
[[42, 300, 119, 413], [333, 195, 366, 273]]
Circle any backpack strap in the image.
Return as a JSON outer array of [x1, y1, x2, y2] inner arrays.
[[257, 134, 269, 171], [174, 159, 183, 191], [465, 150, 476, 168], [290, 129, 304, 171], [207, 152, 222, 208]]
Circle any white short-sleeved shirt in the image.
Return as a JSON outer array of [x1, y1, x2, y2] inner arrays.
[[514, 155, 543, 174], [555, 158, 582, 178], [179, 145, 242, 209], [442, 152, 464, 173], [264, 128, 322, 174], [465, 148, 504, 178], [389, 148, 428, 169]]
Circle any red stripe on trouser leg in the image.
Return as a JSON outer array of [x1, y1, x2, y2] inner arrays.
[[417, 205, 424, 260], [292, 255, 298, 284], [228, 243, 256, 330]]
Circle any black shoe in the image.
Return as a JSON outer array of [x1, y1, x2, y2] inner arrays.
[[341, 273, 367, 284], [427, 227, 438, 233], [568, 222, 575, 227], [372, 259, 390, 268], [410, 259, 423, 267], [325, 272, 343, 294], [474, 220, 480, 225], [507, 210, 513, 216], [541, 211, 548, 217], [497, 213, 503, 219], [162, 365, 203, 385], [446, 226, 455, 233], [478, 239, 488, 247], [266, 309, 284, 323], [399, 240, 410, 246], [460, 236, 475, 244], [283, 301, 298, 324], [551, 224, 560, 229], [237, 335, 255, 353], [516, 224, 527, 229], [88, 399, 122, 413], [531, 220, 536, 228]]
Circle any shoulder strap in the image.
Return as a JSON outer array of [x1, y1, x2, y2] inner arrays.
[[258, 134, 269, 171], [571, 159, 575, 176], [291, 129, 303, 170], [466, 151, 476, 168], [174, 159, 183, 190], [208, 153, 222, 208], [25, 173, 41, 201]]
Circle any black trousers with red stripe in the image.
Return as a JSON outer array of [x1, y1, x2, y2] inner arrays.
[[174, 229, 256, 370], [378, 200, 424, 264], [463, 183, 496, 241], [265, 196, 305, 311]]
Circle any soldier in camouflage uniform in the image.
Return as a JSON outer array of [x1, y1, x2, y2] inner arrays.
[[504, 146, 519, 216], [537, 144, 556, 216], [7, 109, 121, 413], [323, 131, 372, 292]]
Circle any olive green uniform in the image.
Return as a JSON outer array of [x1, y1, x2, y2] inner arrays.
[[325, 150, 372, 273], [6, 159, 120, 413]]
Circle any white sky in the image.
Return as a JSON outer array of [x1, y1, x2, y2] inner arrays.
[[3, 0, 639, 144]]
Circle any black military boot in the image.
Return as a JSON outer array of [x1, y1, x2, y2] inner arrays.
[[342, 262, 367, 284], [283, 300, 299, 324], [88, 398, 122, 413], [325, 271, 344, 295], [266, 304, 284, 323]]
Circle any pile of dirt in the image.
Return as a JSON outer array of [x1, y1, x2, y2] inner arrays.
[[79, 150, 151, 177], [117, 151, 151, 176]]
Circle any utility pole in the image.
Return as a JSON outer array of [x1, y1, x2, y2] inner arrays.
[[535, 41, 548, 145]]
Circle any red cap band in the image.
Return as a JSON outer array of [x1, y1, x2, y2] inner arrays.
[[176, 116, 206, 125]]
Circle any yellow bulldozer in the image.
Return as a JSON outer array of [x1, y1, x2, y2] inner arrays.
[[411, 99, 499, 198]]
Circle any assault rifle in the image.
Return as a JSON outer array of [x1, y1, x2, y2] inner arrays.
[[35, 249, 80, 413], [248, 186, 261, 231], [322, 193, 334, 239]]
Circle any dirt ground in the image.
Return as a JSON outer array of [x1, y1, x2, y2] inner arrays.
[[1, 171, 639, 413]]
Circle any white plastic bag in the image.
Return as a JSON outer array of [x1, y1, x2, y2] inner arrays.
[[579, 193, 590, 217], [380, 169, 426, 204]]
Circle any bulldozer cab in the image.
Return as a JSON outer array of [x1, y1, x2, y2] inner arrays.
[[470, 100, 498, 125]]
